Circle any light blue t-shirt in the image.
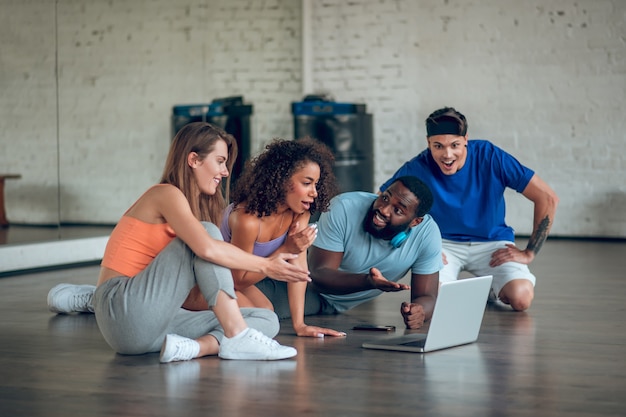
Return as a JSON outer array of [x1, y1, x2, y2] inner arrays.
[[313, 192, 443, 312], [380, 140, 534, 242]]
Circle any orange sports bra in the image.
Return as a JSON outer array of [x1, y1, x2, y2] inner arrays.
[[101, 215, 176, 277]]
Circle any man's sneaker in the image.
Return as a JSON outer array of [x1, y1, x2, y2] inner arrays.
[[219, 328, 297, 360], [160, 334, 201, 363], [47, 283, 95, 314]]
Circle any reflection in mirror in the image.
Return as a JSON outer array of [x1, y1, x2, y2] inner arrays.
[[0, 1, 112, 274], [0, 0, 61, 247]]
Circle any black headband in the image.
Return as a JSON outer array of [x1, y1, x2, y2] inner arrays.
[[426, 120, 463, 137]]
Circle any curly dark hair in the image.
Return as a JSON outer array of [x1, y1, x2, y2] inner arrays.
[[231, 137, 339, 217]]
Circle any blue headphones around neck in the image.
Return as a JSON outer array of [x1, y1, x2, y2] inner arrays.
[[389, 228, 411, 249]]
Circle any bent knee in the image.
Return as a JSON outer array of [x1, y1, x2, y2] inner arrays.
[[200, 221, 223, 240], [499, 280, 534, 311]]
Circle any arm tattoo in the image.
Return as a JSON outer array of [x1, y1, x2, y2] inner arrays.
[[526, 215, 551, 255]]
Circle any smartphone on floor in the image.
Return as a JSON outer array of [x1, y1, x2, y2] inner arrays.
[[352, 325, 396, 332]]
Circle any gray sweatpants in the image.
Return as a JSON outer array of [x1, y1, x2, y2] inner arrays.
[[93, 222, 280, 355]]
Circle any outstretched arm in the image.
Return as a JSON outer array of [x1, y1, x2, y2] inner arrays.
[[490, 174, 559, 266], [143, 185, 310, 283], [283, 216, 345, 338], [308, 246, 409, 294]]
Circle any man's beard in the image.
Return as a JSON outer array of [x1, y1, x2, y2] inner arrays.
[[362, 203, 412, 241]]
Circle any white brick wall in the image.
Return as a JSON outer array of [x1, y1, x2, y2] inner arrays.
[[311, 0, 626, 237], [1, 0, 624, 237]]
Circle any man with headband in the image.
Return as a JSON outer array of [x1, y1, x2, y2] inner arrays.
[[379, 107, 558, 312]]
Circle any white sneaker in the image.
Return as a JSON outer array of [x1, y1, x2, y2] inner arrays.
[[160, 334, 200, 363], [47, 283, 95, 314], [219, 328, 297, 360]]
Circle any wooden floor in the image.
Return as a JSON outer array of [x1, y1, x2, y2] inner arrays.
[[0, 238, 625, 417]]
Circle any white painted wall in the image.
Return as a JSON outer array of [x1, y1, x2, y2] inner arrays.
[[1, 0, 624, 237]]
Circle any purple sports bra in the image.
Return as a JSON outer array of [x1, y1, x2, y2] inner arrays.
[[219, 203, 287, 257]]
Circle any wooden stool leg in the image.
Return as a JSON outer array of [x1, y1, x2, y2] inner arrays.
[[0, 178, 8, 227]]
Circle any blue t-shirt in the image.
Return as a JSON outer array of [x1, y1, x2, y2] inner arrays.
[[380, 140, 534, 242], [313, 192, 443, 312]]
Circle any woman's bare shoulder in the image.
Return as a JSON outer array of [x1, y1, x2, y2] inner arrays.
[[229, 207, 262, 235], [147, 183, 181, 195], [126, 184, 185, 221]]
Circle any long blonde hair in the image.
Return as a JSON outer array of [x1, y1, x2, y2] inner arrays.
[[160, 122, 238, 224]]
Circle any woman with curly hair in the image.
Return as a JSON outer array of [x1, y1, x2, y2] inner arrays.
[[221, 137, 346, 338]]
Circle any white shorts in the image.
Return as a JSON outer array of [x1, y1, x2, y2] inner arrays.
[[440, 239, 536, 300]]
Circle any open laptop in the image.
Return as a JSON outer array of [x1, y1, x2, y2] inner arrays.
[[362, 275, 493, 353]]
